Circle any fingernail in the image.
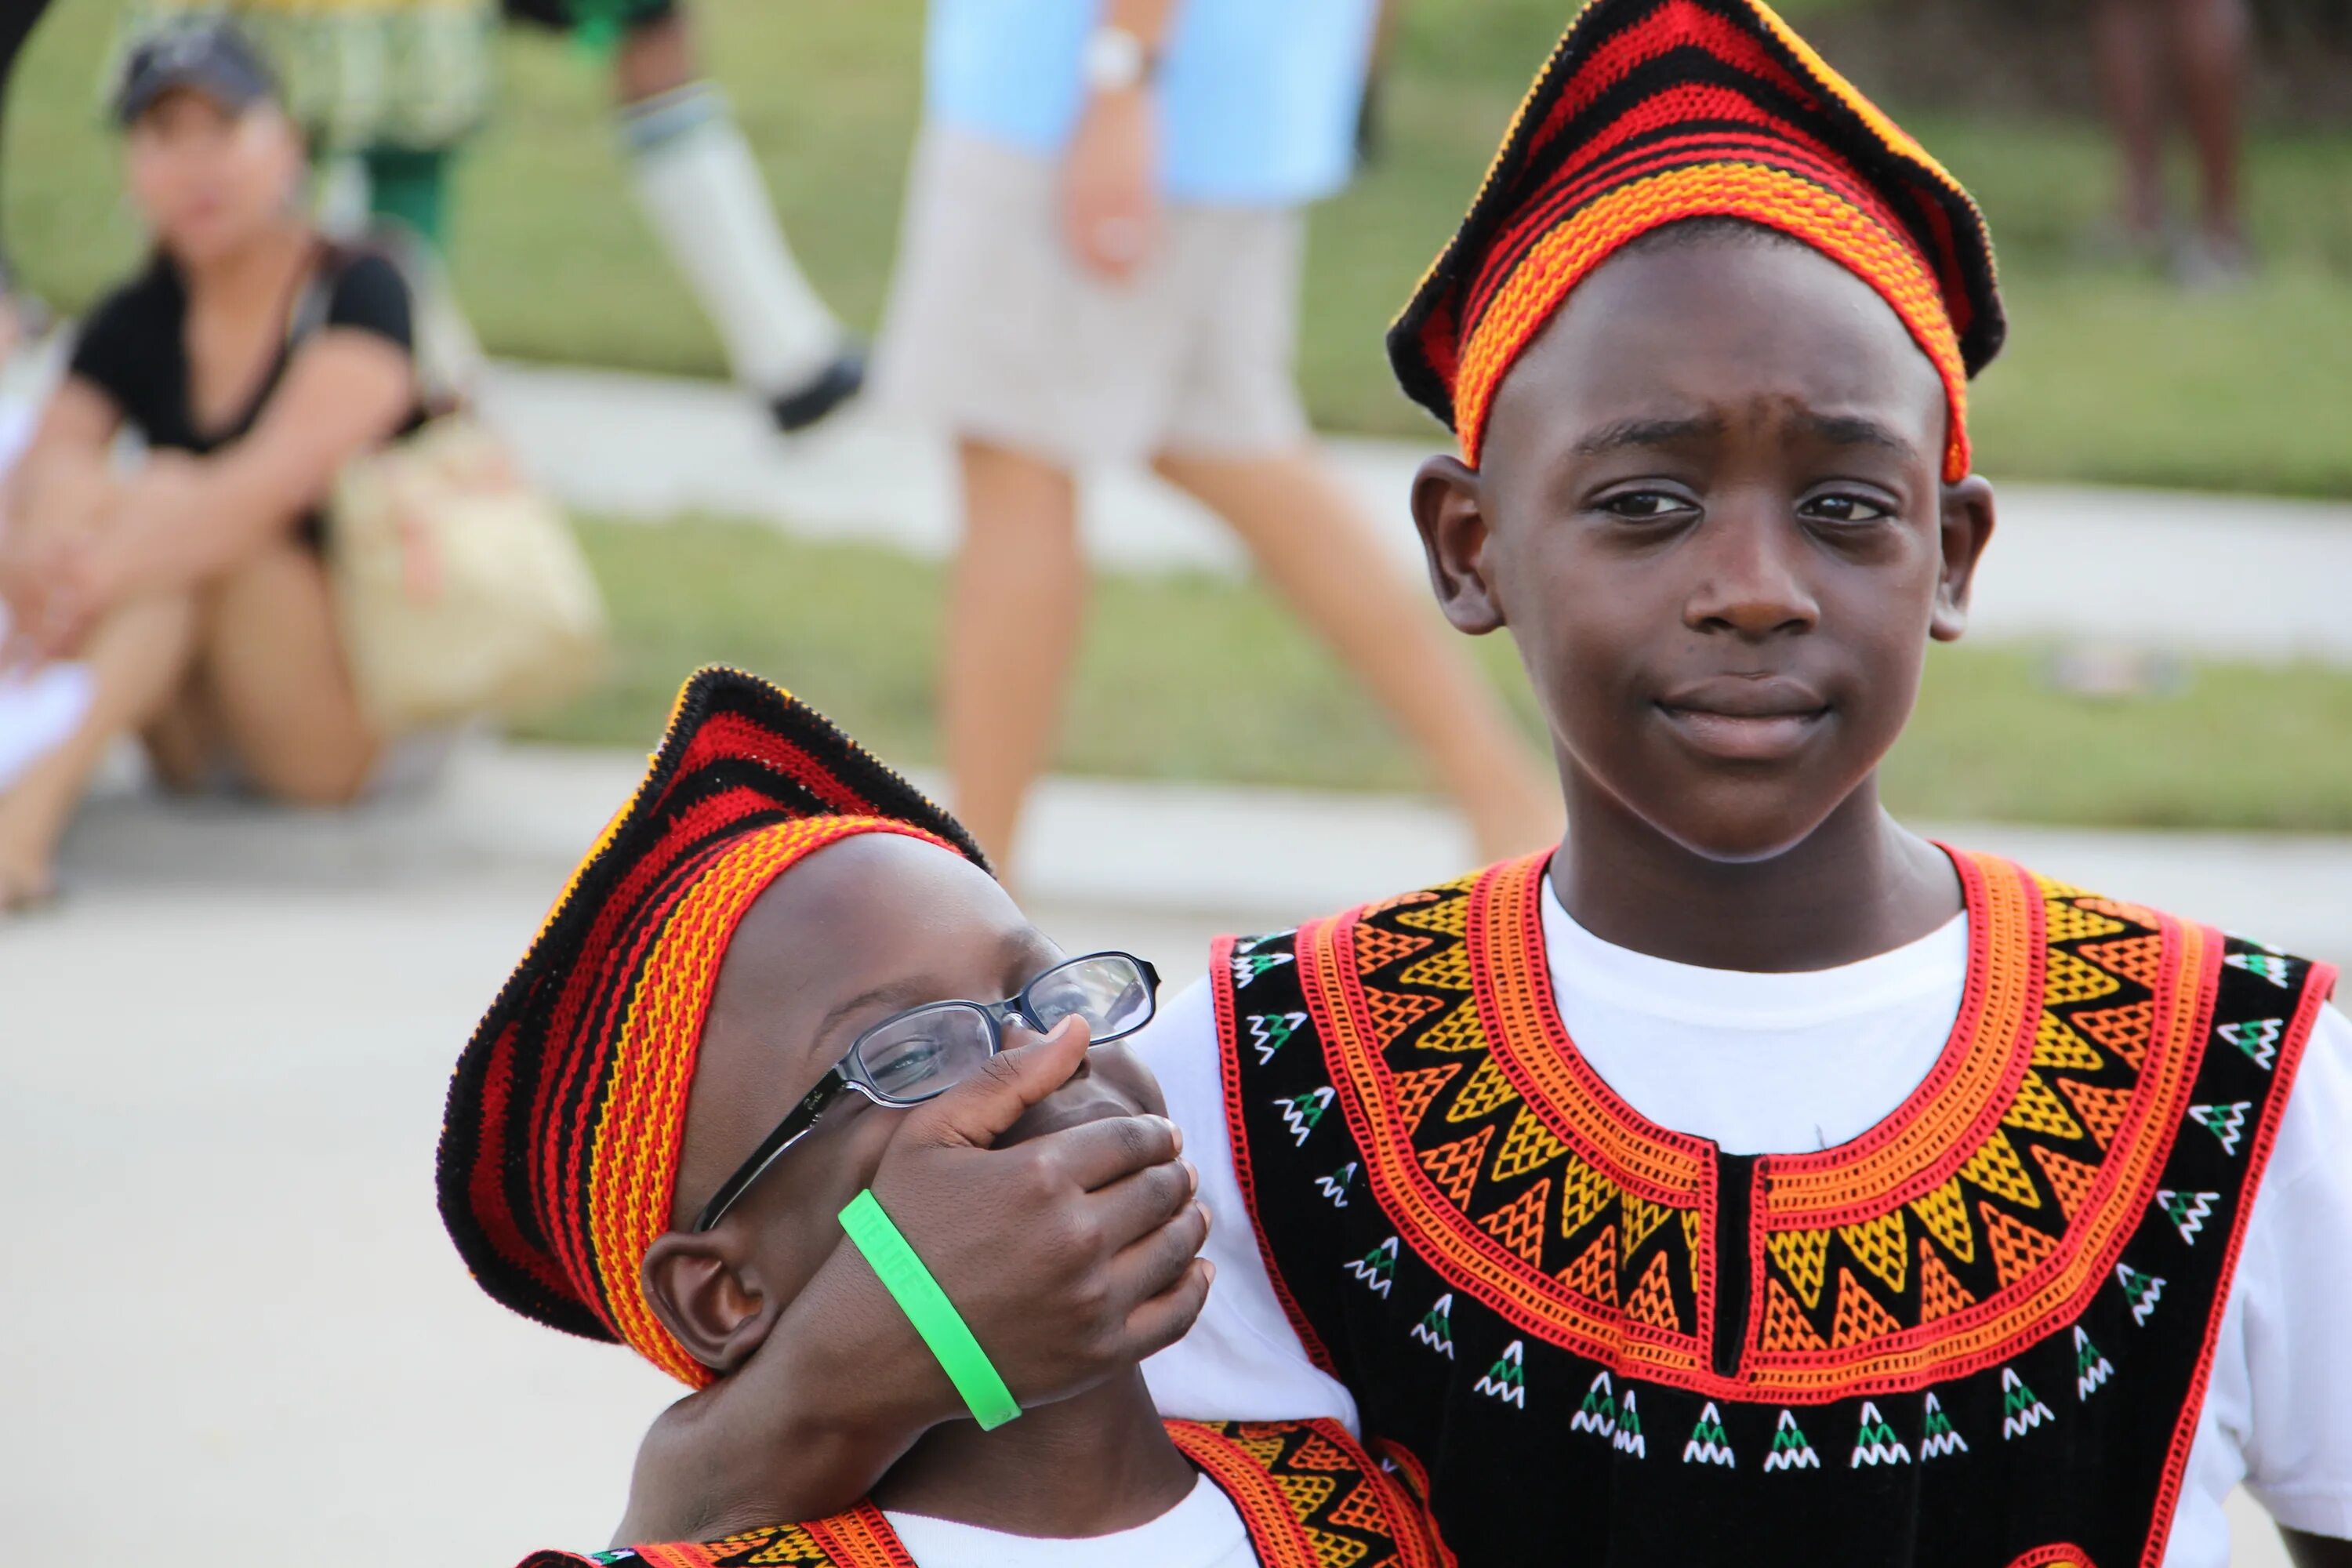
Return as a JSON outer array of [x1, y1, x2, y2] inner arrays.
[[1182, 1159, 1199, 1196], [1203, 1259, 1217, 1283], [1196, 1200, 1211, 1231]]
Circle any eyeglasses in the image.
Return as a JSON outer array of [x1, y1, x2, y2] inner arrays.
[[692, 951, 1162, 1232]]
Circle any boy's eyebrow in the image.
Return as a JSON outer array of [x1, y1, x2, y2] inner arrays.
[[1570, 414, 1725, 456], [813, 982, 926, 1043], [1799, 412, 1922, 462]]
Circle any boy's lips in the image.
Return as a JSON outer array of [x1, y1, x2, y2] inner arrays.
[[1653, 676, 1829, 763]]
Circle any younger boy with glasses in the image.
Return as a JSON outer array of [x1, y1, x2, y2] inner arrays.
[[440, 666, 1449, 1566]]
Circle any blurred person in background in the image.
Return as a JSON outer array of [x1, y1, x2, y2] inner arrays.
[[0, 0, 60, 350], [0, 20, 420, 910], [878, 0, 1557, 878], [503, 0, 864, 430], [2091, 0, 2252, 285], [118, 0, 499, 258]]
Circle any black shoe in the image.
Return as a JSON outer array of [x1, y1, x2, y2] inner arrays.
[[768, 345, 866, 434]]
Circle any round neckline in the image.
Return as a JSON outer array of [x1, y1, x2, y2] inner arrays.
[[1476, 844, 2040, 1207], [1539, 880, 1969, 1032]]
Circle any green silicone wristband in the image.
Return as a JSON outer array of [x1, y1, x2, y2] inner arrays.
[[838, 1189, 1022, 1432]]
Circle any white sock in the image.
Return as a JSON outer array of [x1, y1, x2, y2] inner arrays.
[[620, 82, 843, 394]]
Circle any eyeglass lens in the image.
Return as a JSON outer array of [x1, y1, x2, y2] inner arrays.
[[1024, 954, 1153, 1039], [851, 956, 1154, 1105]]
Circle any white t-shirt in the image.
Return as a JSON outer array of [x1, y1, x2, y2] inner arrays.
[[1138, 880, 2352, 1565], [884, 1473, 1254, 1567]]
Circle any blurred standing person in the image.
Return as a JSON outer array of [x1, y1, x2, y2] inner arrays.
[[2090, 0, 2252, 285], [504, 0, 864, 430], [878, 0, 1557, 876], [0, 21, 423, 909]]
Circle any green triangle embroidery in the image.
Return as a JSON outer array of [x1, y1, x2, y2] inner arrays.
[[1682, 1400, 1735, 1467], [1247, 1011, 1309, 1065], [2074, 1325, 2114, 1400], [1762, 1410, 1820, 1472], [2116, 1261, 2167, 1325], [2217, 1018, 2283, 1070], [2188, 1102, 2252, 1156], [2157, 1189, 2220, 1245], [1570, 1371, 1617, 1437], [1473, 1340, 1526, 1408], [1232, 949, 1296, 989], [2002, 1367, 2054, 1439], [1410, 1292, 1454, 1359], [1612, 1388, 1647, 1457], [1316, 1161, 1358, 1207], [1345, 1236, 1397, 1297], [1849, 1400, 1911, 1467], [1277, 1086, 1336, 1145], [2225, 951, 2293, 989], [1919, 1392, 1968, 1459]]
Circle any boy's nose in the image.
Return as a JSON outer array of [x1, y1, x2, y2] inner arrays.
[[1682, 509, 1819, 641]]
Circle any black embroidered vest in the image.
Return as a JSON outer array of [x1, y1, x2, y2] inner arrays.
[[518, 1417, 1451, 1568], [1217, 849, 2332, 1568]]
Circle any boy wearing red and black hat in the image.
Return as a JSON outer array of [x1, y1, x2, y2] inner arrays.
[[441, 666, 1450, 1566], [615, 3, 2352, 1566]]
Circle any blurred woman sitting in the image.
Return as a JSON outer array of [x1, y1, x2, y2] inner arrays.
[[0, 19, 419, 909]]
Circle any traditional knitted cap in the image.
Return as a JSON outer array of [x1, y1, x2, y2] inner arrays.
[[437, 666, 985, 1385], [1388, 0, 2003, 481]]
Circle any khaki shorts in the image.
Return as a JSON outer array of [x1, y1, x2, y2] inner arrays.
[[873, 127, 1312, 469]]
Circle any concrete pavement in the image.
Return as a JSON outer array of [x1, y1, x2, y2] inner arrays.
[[480, 361, 2352, 666]]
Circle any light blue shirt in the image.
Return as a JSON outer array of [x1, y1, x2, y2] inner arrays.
[[925, 0, 1379, 207]]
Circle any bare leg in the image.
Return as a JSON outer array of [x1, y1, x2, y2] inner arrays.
[[197, 540, 378, 806], [612, 8, 695, 106], [941, 438, 1085, 873], [1152, 448, 1559, 862], [0, 593, 196, 907], [2167, 0, 2249, 249], [2092, 0, 2169, 241]]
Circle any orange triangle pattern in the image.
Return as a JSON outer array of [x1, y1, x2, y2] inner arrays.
[[2030, 1142, 2101, 1220], [1351, 923, 1434, 977], [2071, 1001, 2154, 1071], [1417, 1124, 1496, 1207], [1760, 1277, 1829, 1352], [2076, 935, 2166, 990], [2078, 895, 2162, 928], [1287, 1432, 1358, 1473], [1477, 1176, 1552, 1265], [1363, 987, 1445, 1044], [1980, 1200, 2061, 1290], [1558, 1222, 1620, 1305], [2055, 1075, 2133, 1149], [1625, 1250, 1680, 1332], [1829, 1266, 1904, 1348], [1322, 1477, 1390, 1534], [1917, 1240, 1976, 1322], [1388, 1063, 1463, 1131], [1303, 1526, 1369, 1568]]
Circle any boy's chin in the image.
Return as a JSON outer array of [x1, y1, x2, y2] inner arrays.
[[1639, 791, 1857, 866]]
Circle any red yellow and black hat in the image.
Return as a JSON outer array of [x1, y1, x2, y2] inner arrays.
[[437, 666, 984, 1385], [1388, 0, 2004, 481]]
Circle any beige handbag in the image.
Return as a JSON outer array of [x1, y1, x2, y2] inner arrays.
[[303, 243, 608, 735]]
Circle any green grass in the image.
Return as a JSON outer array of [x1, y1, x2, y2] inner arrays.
[[10, 0, 2352, 495], [528, 517, 2352, 833]]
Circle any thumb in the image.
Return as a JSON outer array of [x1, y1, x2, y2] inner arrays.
[[902, 1015, 1092, 1152]]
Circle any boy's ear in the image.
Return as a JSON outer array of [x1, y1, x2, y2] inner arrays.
[[1930, 474, 1997, 644], [641, 1230, 786, 1377], [1411, 455, 1508, 636]]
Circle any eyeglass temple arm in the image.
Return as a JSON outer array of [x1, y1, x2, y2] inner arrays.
[[693, 1070, 844, 1232]]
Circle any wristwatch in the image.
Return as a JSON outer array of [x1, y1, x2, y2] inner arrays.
[[1081, 24, 1156, 94]]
